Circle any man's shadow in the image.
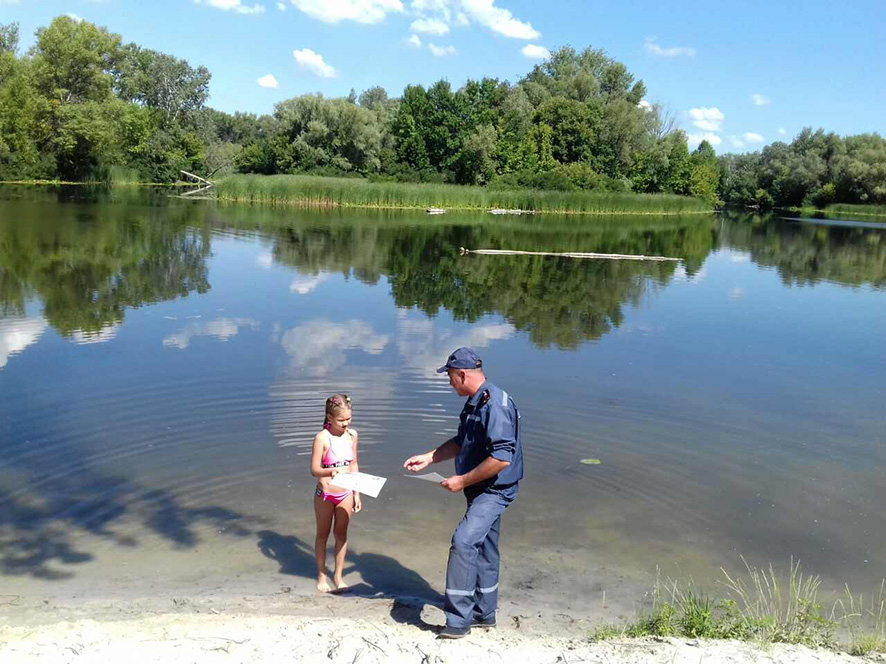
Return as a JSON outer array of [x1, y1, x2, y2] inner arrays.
[[257, 530, 443, 631]]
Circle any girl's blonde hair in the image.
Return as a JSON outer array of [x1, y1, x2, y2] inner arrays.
[[324, 394, 352, 428]]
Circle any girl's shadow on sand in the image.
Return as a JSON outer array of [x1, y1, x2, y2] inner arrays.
[[257, 530, 443, 631]]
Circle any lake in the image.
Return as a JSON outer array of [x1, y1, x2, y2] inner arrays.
[[1, 187, 884, 621]]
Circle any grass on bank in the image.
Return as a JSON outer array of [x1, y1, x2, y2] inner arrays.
[[213, 174, 712, 215], [594, 559, 886, 656], [783, 202, 886, 220], [826, 203, 886, 218]]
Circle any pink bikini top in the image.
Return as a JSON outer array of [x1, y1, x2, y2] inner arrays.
[[321, 429, 354, 468]]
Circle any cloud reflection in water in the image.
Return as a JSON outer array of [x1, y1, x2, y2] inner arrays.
[[0, 316, 48, 368]]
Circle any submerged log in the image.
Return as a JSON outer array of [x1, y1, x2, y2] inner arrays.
[[489, 208, 534, 215], [459, 247, 681, 262]]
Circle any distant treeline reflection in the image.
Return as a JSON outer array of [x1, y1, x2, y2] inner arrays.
[[1, 192, 883, 349], [0, 195, 210, 337]]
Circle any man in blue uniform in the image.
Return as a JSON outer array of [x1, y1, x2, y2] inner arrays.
[[403, 347, 523, 639]]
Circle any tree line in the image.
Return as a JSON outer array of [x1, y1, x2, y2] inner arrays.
[[718, 129, 886, 208], [0, 16, 719, 200], [1, 16, 883, 209]]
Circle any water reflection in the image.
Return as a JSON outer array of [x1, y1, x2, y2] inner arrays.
[[163, 317, 260, 349], [1, 189, 884, 598], [279, 319, 390, 375], [3, 192, 883, 356], [396, 310, 515, 375], [0, 196, 211, 347], [723, 212, 886, 288], [0, 316, 47, 367]]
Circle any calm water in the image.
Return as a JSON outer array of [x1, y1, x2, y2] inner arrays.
[[1, 187, 884, 617]]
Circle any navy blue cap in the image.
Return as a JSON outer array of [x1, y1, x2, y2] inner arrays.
[[436, 347, 483, 373]]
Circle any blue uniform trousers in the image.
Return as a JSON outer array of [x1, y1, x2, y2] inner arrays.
[[444, 487, 516, 628]]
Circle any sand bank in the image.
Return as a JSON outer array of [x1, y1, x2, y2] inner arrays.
[[0, 594, 876, 664]]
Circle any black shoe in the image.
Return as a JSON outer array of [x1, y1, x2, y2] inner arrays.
[[437, 625, 471, 639], [472, 615, 496, 628]]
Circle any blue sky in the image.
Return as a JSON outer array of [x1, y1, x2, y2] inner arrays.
[[3, 0, 884, 153]]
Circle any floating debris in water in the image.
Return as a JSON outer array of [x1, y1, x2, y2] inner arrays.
[[580, 458, 602, 465], [489, 208, 534, 215]]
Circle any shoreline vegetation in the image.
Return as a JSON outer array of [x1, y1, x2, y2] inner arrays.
[[210, 174, 712, 214], [784, 203, 886, 220], [595, 561, 886, 657], [7, 177, 886, 219]]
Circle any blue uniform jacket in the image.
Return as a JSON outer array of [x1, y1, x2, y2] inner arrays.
[[454, 381, 523, 494]]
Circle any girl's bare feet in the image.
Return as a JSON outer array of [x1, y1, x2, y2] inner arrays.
[[317, 574, 331, 593], [333, 577, 348, 592]]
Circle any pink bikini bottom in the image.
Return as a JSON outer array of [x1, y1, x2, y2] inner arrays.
[[315, 486, 352, 506]]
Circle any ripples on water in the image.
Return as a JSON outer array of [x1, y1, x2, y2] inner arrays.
[[1, 190, 884, 607]]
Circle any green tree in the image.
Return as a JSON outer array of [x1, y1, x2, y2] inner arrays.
[[29, 16, 121, 104], [0, 22, 19, 53], [115, 44, 210, 126], [533, 97, 595, 164]]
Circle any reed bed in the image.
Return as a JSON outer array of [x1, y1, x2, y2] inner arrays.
[[213, 174, 711, 215], [825, 203, 886, 218]]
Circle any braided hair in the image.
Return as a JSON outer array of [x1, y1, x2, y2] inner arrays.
[[323, 394, 352, 429]]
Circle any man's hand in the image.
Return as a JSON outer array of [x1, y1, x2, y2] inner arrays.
[[441, 475, 465, 492], [403, 452, 432, 473]]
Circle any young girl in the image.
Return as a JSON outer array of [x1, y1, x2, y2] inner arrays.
[[311, 393, 361, 592]]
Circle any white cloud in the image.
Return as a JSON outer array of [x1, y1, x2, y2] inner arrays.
[[289, 273, 328, 294], [521, 44, 550, 60], [256, 74, 279, 88], [727, 135, 745, 148], [0, 317, 47, 369], [194, 0, 266, 14], [778, 127, 787, 136], [688, 107, 724, 132], [289, 0, 403, 24], [410, 0, 450, 12], [461, 0, 539, 39], [280, 319, 389, 375], [256, 252, 275, 268], [277, 1, 286, 8], [644, 38, 695, 57], [163, 318, 259, 349], [406, 33, 422, 48], [743, 132, 764, 143], [638, 99, 653, 111], [751, 93, 770, 106], [687, 132, 722, 147], [293, 48, 338, 77], [66, 13, 84, 22], [410, 17, 449, 34], [428, 43, 456, 57]]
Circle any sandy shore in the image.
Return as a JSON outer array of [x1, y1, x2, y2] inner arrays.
[[1, 593, 879, 664]]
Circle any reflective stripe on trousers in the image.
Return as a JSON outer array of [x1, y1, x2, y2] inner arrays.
[[444, 489, 513, 628]]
